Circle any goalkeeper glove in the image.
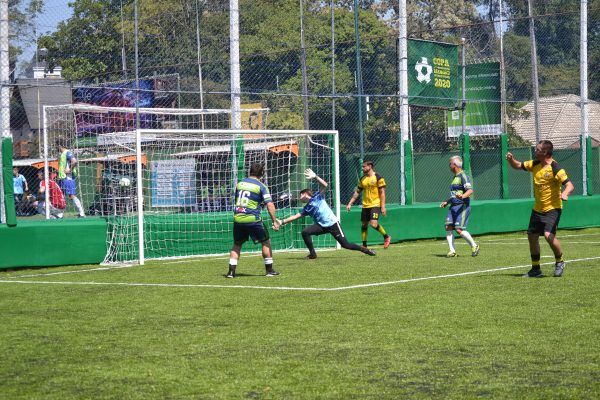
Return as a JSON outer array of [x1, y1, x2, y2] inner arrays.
[[304, 168, 316, 180]]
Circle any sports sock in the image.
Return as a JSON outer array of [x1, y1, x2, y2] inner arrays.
[[228, 258, 238, 273], [459, 230, 476, 247], [555, 253, 564, 263], [72, 196, 84, 216], [264, 257, 274, 272], [531, 254, 541, 269], [375, 224, 388, 237], [361, 227, 368, 247], [446, 232, 455, 252]]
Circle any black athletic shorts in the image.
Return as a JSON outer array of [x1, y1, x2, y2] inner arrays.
[[233, 221, 270, 245], [527, 209, 562, 235], [361, 207, 381, 222]]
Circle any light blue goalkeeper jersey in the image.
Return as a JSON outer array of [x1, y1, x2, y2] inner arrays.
[[301, 191, 338, 228]]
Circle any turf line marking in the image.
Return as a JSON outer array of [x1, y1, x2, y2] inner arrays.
[[9, 265, 135, 278], [1, 256, 599, 292], [480, 232, 600, 242]]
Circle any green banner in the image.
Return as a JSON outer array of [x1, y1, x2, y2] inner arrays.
[[408, 39, 459, 109], [447, 62, 501, 138]]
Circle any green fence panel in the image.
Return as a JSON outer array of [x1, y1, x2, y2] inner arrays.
[[553, 148, 582, 196]]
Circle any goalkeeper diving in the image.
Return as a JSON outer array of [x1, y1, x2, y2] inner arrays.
[[277, 169, 376, 259]]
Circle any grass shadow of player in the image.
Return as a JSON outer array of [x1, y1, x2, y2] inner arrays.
[[223, 272, 267, 278]]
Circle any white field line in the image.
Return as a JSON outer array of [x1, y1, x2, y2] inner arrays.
[[6, 234, 598, 278], [1, 256, 599, 292], [479, 232, 600, 242], [7, 265, 135, 279]]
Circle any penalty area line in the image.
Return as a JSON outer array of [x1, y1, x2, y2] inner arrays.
[[0, 256, 599, 292]]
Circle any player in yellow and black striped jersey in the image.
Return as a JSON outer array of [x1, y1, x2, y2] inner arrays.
[[346, 161, 391, 249], [506, 140, 574, 278]]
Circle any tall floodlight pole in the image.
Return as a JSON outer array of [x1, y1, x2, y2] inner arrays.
[[330, 0, 336, 130], [398, 0, 408, 205], [134, 0, 144, 265], [581, 0, 589, 195], [120, 0, 127, 79], [499, 0, 507, 133], [528, 0, 541, 143], [196, 0, 205, 128], [299, 0, 310, 129], [353, 0, 365, 163], [230, 0, 241, 130], [461, 38, 467, 135], [0, 0, 9, 223]]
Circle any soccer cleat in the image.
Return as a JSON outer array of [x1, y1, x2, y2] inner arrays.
[[446, 251, 457, 258], [361, 246, 376, 256], [471, 244, 480, 257], [306, 254, 317, 260], [523, 268, 543, 278], [226, 269, 235, 279], [554, 261, 565, 277], [265, 269, 280, 277], [383, 236, 391, 249]]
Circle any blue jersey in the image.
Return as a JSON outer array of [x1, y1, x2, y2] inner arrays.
[[301, 191, 338, 228], [233, 177, 272, 223], [449, 171, 472, 206], [13, 174, 26, 194]]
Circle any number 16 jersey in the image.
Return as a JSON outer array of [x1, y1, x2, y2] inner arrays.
[[233, 177, 272, 223]]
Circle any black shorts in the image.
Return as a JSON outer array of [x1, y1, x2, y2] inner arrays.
[[233, 221, 270, 245], [361, 207, 381, 222], [528, 209, 562, 235]]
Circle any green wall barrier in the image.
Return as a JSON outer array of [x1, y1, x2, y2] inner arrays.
[[2, 196, 600, 269], [0, 218, 107, 268], [2, 137, 17, 227]]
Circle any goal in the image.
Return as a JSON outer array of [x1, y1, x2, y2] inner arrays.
[[42, 106, 339, 264]]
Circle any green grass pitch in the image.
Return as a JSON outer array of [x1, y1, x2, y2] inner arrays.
[[1, 228, 599, 399]]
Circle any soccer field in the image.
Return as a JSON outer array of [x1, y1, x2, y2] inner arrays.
[[1, 228, 599, 399]]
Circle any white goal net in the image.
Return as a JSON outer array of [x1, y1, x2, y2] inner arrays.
[[43, 105, 339, 264]]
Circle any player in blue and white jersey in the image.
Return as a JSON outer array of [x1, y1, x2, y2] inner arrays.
[[440, 156, 479, 258], [227, 163, 280, 278], [278, 168, 375, 259]]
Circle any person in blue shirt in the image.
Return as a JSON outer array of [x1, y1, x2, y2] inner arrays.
[[227, 163, 280, 278], [278, 168, 376, 259], [440, 156, 479, 258], [13, 167, 29, 215]]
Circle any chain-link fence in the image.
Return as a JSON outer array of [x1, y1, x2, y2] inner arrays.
[[4, 0, 599, 221]]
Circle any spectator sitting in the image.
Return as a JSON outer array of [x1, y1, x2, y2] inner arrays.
[[33, 170, 66, 219]]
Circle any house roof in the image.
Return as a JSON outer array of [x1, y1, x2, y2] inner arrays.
[[510, 94, 600, 148]]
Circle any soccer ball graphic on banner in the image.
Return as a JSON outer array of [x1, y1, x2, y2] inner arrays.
[[119, 177, 131, 187], [415, 57, 433, 83]]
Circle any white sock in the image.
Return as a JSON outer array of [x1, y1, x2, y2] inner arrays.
[[460, 230, 476, 247], [446, 232, 455, 252], [229, 258, 238, 266], [72, 196, 84, 216]]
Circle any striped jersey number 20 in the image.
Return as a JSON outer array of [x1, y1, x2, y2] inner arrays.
[[236, 190, 252, 207]]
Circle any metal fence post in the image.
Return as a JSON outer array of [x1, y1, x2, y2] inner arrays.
[[501, 133, 510, 199]]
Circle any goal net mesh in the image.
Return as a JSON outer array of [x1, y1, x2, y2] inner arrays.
[[43, 105, 338, 264]]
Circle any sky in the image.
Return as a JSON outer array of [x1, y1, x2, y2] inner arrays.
[[18, 0, 73, 75]]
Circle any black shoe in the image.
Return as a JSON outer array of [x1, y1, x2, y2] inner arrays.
[[554, 261, 565, 277], [523, 268, 543, 278], [265, 269, 280, 277], [226, 269, 235, 278], [361, 246, 376, 256], [306, 254, 317, 260]]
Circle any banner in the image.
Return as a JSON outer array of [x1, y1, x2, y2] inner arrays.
[[151, 159, 197, 207], [447, 62, 501, 138], [408, 39, 459, 109], [72, 79, 155, 137]]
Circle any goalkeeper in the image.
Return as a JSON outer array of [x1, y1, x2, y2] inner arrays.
[[278, 169, 376, 259]]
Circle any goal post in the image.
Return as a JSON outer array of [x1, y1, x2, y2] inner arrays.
[[113, 128, 340, 264]]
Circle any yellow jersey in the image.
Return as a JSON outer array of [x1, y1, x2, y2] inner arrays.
[[357, 173, 386, 208], [523, 159, 570, 213]]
